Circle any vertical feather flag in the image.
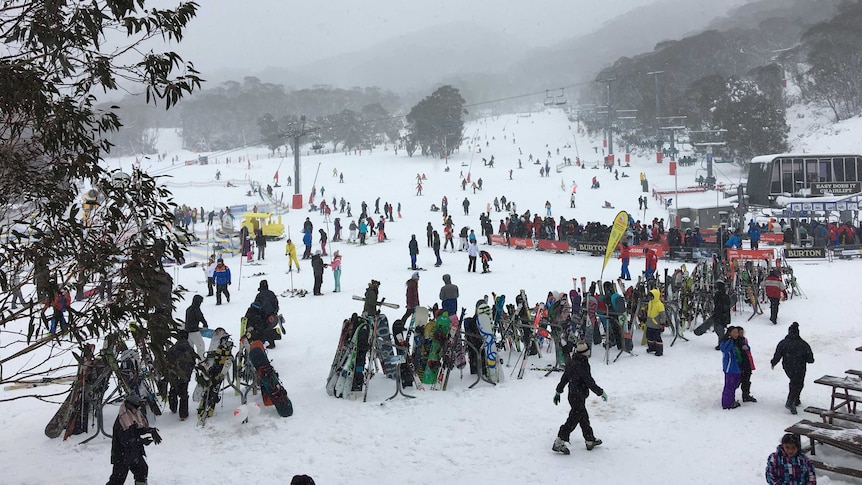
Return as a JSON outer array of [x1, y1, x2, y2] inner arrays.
[[601, 211, 630, 277]]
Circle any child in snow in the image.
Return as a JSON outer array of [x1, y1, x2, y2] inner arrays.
[[765, 433, 816, 485], [106, 395, 162, 485], [479, 250, 492, 273], [552, 340, 608, 454]]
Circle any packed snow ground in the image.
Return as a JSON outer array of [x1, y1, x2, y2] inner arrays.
[[2, 108, 862, 484]]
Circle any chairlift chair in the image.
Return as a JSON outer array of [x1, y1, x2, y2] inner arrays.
[[543, 90, 554, 107], [554, 88, 567, 106]]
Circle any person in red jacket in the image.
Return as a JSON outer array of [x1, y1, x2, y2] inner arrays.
[[761, 268, 787, 325], [618, 242, 631, 280], [643, 247, 657, 280], [46, 286, 72, 334]]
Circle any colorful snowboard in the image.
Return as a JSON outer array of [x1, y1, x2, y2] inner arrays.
[[248, 341, 293, 417]]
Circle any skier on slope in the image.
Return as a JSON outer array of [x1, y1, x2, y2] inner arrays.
[[552, 340, 607, 455], [106, 394, 162, 485]]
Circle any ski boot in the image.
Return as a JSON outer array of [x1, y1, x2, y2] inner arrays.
[[742, 395, 758, 403], [552, 437, 570, 455], [585, 439, 603, 450]]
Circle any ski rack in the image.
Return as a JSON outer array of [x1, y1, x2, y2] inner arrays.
[[463, 337, 496, 389], [352, 294, 400, 402]]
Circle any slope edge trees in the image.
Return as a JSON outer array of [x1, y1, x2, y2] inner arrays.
[[405, 85, 466, 158], [0, 1, 202, 391], [789, 0, 862, 121]]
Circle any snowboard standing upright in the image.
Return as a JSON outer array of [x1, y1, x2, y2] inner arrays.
[[194, 328, 234, 425], [248, 340, 293, 417], [475, 301, 499, 383], [44, 344, 97, 439]]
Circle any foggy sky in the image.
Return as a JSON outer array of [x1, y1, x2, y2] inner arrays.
[[154, 0, 665, 73]]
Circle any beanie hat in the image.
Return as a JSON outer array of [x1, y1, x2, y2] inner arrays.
[[789, 321, 800, 336], [575, 340, 591, 358], [411, 271, 420, 280], [259, 280, 268, 291]]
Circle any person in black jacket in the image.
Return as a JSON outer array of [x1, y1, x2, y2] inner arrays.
[[106, 395, 161, 485], [408, 235, 419, 270], [165, 332, 197, 420], [255, 229, 267, 260], [247, 280, 281, 348], [552, 340, 608, 455], [311, 251, 327, 296], [712, 280, 732, 350], [184, 294, 208, 359], [770, 321, 815, 415]]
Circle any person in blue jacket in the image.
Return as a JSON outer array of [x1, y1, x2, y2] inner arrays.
[[747, 220, 761, 249], [720, 326, 742, 409], [212, 258, 231, 305], [302, 227, 313, 259]]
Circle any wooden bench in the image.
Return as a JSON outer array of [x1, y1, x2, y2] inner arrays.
[[804, 406, 862, 425], [846, 369, 862, 378], [814, 375, 862, 413], [785, 420, 862, 479]]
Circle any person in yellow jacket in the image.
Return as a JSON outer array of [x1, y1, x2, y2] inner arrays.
[[285, 238, 300, 273], [645, 288, 667, 356]]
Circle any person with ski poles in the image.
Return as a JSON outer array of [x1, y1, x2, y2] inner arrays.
[[552, 339, 608, 455], [285, 238, 300, 273]]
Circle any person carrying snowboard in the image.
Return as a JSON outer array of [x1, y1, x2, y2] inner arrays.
[[552, 340, 608, 454], [106, 395, 162, 485], [184, 294, 208, 359], [165, 331, 197, 421], [712, 280, 732, 350], [770, 322, 815, 415]]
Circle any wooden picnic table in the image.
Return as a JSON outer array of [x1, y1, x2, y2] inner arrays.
[[814, 375, 862, 414], [785, 419, 862, 479]]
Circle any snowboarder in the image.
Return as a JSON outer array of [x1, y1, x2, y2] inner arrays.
[[765, 433, 817, 484], [184, 294, 208, 359], [165, 331, 197, 421], [712, 280, 732, 350], [432, 230, 443, 267], [552, 340, 607, 455], [770, 322, 815, 415], [408, 234, 419, 270], [106, 395, 161, 485], [331, 251, 342, 293], [213, 258, 231, 305], [285, 239, 300, 273], [311, 251, 327, 296], [246, 280, 281, 348]]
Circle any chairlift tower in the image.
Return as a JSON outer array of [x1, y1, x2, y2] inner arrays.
[[285, 115, 320, 208]]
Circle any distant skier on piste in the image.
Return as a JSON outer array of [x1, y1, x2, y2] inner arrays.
[[552, 339, 607, 455]]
